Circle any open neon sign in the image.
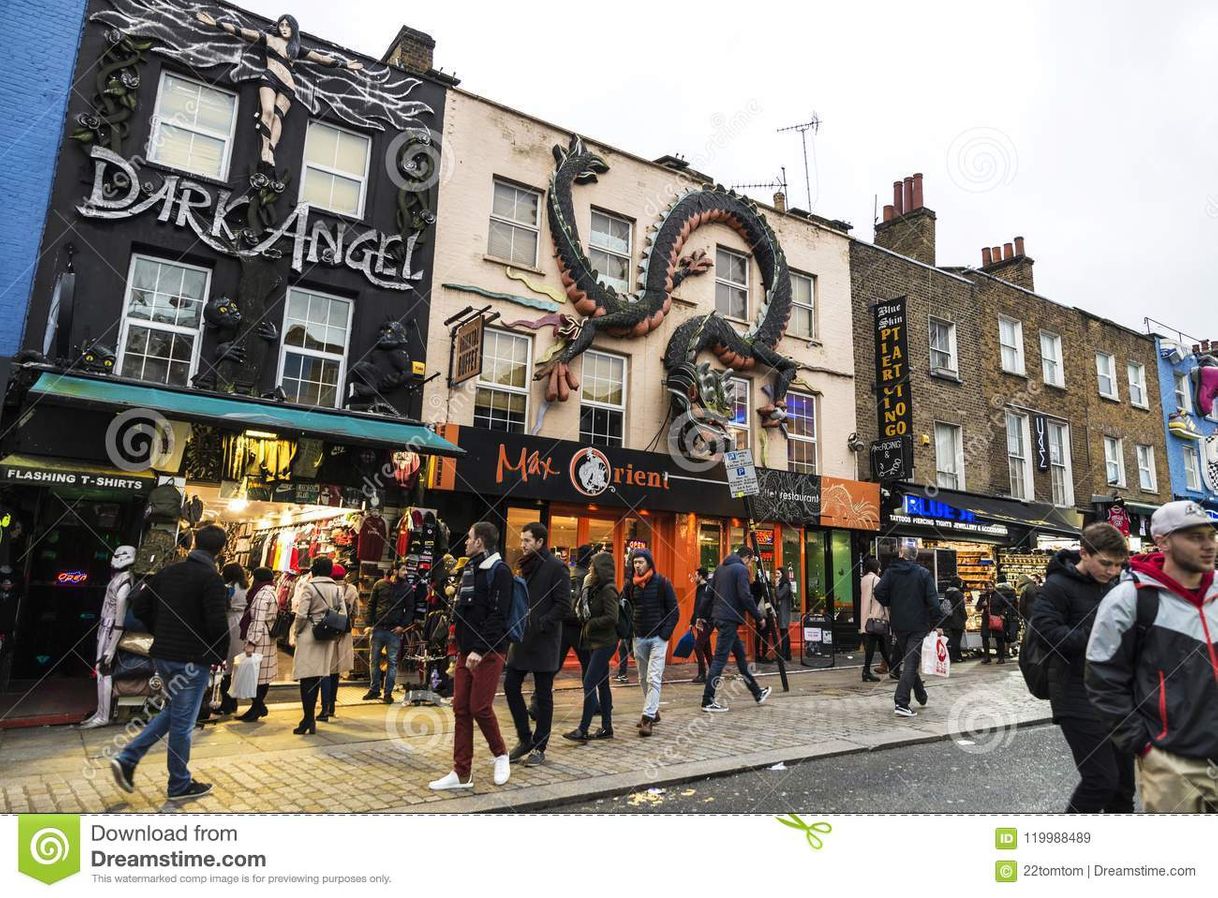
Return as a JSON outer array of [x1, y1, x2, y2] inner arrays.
[[55, 570, 88, 585]]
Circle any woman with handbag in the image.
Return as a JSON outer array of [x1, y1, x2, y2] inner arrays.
[[976, 580, 1009, 664], [563, 551, 619, 743], [858, 556, 891, 682], [291, 557, 346, 734], [318, 563, 358, 721], [237, 567, 279, 721]]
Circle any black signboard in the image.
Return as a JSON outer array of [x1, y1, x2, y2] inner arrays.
[[870, 435, 913, 482], [1032, 414, 1050, 472], [437, 427, 738, 516], [751, 468, 821, 524], [873, 297, 913, 440]]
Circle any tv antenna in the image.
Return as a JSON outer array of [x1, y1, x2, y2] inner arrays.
[[730, 167, 788, 202], [778, 113, 821, 210]]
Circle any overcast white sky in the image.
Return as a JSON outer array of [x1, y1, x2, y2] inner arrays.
[[242, 0, 1217, 343]]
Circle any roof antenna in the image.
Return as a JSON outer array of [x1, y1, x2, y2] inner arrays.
[[777, 113, 821, 210]]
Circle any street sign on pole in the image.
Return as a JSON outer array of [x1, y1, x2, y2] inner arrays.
[[724, 449, 759, 498]]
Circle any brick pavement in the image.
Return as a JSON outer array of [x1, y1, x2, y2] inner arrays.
[[0, 660, 1049, 814]]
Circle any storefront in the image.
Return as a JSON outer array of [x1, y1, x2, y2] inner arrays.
[[0, 366, 462, 695], [427, 425, 881, 661]]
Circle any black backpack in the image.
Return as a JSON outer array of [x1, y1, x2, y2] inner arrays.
[[616, 586, 634, 641]]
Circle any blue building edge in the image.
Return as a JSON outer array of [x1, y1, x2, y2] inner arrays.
[[1153, 332, 1218, 520], [0, 0, 89, 356]]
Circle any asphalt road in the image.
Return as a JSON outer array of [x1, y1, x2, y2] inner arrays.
[[564, 723, 1084, 814]]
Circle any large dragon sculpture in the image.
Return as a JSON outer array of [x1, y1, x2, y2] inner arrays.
[[537, 135, 799, 460]]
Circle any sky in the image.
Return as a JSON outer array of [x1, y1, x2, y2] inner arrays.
[[241, 0, 1217, 343]]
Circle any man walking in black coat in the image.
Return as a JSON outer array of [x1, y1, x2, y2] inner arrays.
[[504, 522, 571, 766], [1029, 523, 1131, 812], [701, 546, 772, 712], [110, 524, 228, 801], [875, 543, 940, 718]]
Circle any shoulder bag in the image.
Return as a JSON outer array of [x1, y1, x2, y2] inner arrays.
[[310, 582, 349, 641]]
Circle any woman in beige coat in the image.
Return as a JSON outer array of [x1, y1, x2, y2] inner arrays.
[[318, 563, 359, 720], [858, 555, 891, 682], [292, 557, 346, 734], [238, 567, 279, 721]]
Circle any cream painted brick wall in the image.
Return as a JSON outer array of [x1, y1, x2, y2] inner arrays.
[[423, 90, 857, 478]]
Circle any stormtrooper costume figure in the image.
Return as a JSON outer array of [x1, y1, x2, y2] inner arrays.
[[80, 545, 135, 729]]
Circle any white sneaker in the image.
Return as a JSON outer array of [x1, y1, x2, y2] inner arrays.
[[428, 771, 473, 791], [78, 716, 109, 730], [493, 753, 511, 786], [894, 705, 917, 718]]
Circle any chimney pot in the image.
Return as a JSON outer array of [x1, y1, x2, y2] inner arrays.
[[1003, 242, 1014, 261], [892, 181, 904, 215], [1014, 235, 1025, 257], [911, 173, 924, 210], [982, 246, 993, 266], [773, 191, 786, 213], [903, 176, 914, 215], [883, 204, 894, 222]]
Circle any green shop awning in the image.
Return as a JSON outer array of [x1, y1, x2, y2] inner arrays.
[[27, 371, 463, 457]]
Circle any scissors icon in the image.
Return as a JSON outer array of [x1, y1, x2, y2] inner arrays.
[[775, 814, 832, 850]]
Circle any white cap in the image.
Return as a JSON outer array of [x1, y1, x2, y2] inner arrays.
[[1150, 501, 1217, 538]]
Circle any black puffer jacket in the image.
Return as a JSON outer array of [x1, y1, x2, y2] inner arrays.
[[1029, 550, 1117, 721], [625, 573, 678, 641], [709, 554, 763, 625], [132, 550, 229, 665], [874, 559, 939, 633]]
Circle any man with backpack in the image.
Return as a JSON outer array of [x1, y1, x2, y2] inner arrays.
[[504, 522, 571, 766], [363, 560, 413, 703], [701, 546, 772, 713], [622, 548, 678, 736], [874, 543, 940, 718], [1087, 501, 1218, 813], [429, 521, 516, 791], [1028, 523, 1131, 812]]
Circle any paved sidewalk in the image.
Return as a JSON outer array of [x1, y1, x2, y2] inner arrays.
[[0, 661, 1048, 814]]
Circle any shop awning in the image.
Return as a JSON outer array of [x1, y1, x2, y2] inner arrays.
[[903, 484, 1082, 537], [27, 371, 464, 457]]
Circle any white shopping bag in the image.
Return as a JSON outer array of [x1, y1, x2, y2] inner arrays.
[[919, 633, 950, 678], [228, 653, 262, 699]]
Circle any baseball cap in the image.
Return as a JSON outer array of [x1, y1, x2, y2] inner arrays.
[[1151, 501, 1217, 537]]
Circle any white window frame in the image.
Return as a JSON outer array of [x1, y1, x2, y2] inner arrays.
[[579, 349, 627, 447], [487, 178, 542, 267], [928, 316, 958, 374], [1136, 444, 1157, 491], [1005, 411, 1033, 499], [1127, 361, 1149, 409], [715, 246, 749, 320], [588, 209, 633, 295], [790, 271, 816, 339], [1174, 372, 1193, 414], [727, 376, 751, 451], [1040, 330, 1064, 387], [275, 286, 353, 409], [298, 119, 371, 219], [148, 71, 238, 181], [1096, 352, 1119, 400], [473, 328, 532, 433], [786, 390, 818, 474], [998, 316, 1025, 375], [934, 421, 965, 490], [115, 253, 210, 386], [1103, 436, 1126, 487], [1184, 443, 1203, 492], [1047, 420, 1074, 507]]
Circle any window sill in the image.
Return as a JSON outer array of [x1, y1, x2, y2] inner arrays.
[[724, 316, 751, 327], [484, 254, 545, 276], [1043, 380, 1067, 392], [1098, 394, 1122, 404], [304, 203, 370, 227], [785, 333, 821, 347], [1000, 368, 1028, 379], [1130, 402, 1150, 411], [143, 159, 232, 191], [929, 369, 963, 384]]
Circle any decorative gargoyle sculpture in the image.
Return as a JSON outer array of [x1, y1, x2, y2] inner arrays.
[[192, 296, 278, 392], [345, 320, 414, 415]]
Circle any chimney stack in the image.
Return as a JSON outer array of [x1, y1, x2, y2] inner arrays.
[[382, 25, 436, 75], [874, 171, 936, 266], [773, 191, 786, 213], [979, 235, 1035, 290]]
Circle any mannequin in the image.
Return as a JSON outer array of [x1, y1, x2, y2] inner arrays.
[[79, 545, 135, 729]]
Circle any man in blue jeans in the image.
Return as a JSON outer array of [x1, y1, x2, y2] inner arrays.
[[363, 561, 413, 703], [110, 524, 228, 801], [701, 546, 772, 712]]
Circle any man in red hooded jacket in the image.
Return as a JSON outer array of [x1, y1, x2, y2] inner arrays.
[[1086, 501, 1218, 813]]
